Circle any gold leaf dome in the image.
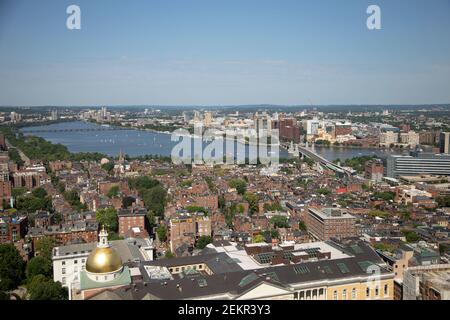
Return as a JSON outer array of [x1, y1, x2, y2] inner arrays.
[[85, 226, 123, 274], [85, 246, 123, 274]]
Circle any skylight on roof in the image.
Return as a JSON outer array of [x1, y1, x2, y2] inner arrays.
[[323, 265, 333, 274], [239, 273, 259, 287], [337, 263, 350, 274], [294, 265, 310, 274], [358, 261, 374, 272], [351, 245, 363, 254]]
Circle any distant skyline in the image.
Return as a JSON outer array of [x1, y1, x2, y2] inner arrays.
[[1, 0, 450, 106]]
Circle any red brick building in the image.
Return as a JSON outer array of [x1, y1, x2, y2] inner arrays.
[[117, 208, 147, 237]]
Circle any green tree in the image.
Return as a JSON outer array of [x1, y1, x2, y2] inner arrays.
[[27, 275, 68, 300], [35, 237, 56, 261], [101, 162, 114, 173], [270, 216, 290, 228], [195, 236, 212, 249], [142, 185, 167, 217], [26, 256, 52, 280], [298, 220, 307, 231], [107, 186, 120, 198], [165, 250, 174, 259], [128, 176, 160, 193], [373, 191, 395, 202], [63, 189, 86, 212], [16, 194, 52, 212], [252, 234, 265, 243], [229, 179, 247, 195], [31, 187, 47, 199], [316, 188, 331, 195], [0, 244, 25, 291], [96, 207, 118, 232], [186, 205, 209, 215], [228, 179, 247, 195], [436, 196, 450, 207], [401, 230, 420, 243], [156, 225, 167, 242], [244, 193, 259, 216], [12, 187, 27, 198]]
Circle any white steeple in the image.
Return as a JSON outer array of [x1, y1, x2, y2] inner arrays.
[[98, 225, 110, 248]]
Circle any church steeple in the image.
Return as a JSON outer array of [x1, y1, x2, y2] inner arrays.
[[118, 148, 125, 164]]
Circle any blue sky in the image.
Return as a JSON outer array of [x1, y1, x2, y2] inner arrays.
[[0, 0, 449, 106]]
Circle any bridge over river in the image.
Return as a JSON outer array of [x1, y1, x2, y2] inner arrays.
[[21, 127, 129, 134], [281, 141, 357, 176]]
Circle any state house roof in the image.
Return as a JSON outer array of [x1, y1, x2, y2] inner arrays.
[[94, 240, 393, 300]]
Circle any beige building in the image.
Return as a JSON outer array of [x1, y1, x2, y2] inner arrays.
[[380, 131, 399, 147]]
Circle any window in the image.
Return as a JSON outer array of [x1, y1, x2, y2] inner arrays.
[[74, 260, 78, 264], [62, 277, 66, 285], [62, 261, 66, 266], [333, 290, 338, 300], [351, 288, 356, 300], [62, 268, 66, 275], [175, 268, 179, 272], [375, 286, 379, 297], [82, 259, 85, 263], [342, 289, 347, 300], [366, 287, 370, 298], [384, 284, 389, 296]]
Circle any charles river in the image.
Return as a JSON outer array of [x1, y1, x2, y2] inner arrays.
[[21, 121, 398, 161]]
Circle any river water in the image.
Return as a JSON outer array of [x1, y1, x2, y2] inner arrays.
[[21, 121, 397, 161]]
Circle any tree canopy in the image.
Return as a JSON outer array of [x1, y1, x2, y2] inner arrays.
[[26, 256, 52, 280], [0, 244, 25, 291], [96, 207, 118, 232], [229, 179, 247, 195], [195, 236, 212, 249], [270, 216, 290, 228], [27, 275, 68, 300]]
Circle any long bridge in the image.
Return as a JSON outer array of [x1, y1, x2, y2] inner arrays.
[[282, 142, 356, 176], [21, 127, 128, 133]]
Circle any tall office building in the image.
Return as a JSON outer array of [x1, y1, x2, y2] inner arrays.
[[440, 132, 450, 154], [204, 111, 213, 127], [386, 153, 450, 178], [51, 110, 58, 121]]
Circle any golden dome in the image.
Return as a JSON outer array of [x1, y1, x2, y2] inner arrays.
[[85, 247, 123, 274]]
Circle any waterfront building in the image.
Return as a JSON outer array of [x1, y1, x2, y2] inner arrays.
[[386, 153, 450, 178], [399, 131, 420, 148], [379, 131, 399, 147]]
